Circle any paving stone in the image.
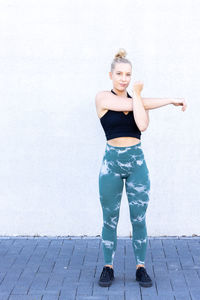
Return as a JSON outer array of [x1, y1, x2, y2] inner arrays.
[[0, 293, 10, 300], [0, 237, 199, 300], [76, 297, 108, 300], [190, 288, 200, 300], [9, 296, 42, 300], [142, 296, 174, 300]]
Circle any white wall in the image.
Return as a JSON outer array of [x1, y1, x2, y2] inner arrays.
[[0, 0, 199, 236]]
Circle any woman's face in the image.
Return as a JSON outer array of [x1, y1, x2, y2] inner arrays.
[[109, 63, 132, 91]]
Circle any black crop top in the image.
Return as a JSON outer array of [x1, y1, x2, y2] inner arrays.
[[99, 89, 141, 141]]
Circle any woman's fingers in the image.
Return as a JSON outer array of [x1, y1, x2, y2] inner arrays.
[[173, 98, 187, 111], [182, 100, 187, 111], [133, 81, 144, 94]]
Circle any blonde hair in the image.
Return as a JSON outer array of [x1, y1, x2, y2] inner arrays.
[[111, 48, 132, 73]]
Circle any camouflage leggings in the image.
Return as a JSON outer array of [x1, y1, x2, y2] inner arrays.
[[98, 141, 151, 266]]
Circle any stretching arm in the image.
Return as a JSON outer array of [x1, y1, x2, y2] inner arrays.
[[142, 97, 187, 111], [142, 97, 172, 109], [95, 91, 187, 113], [132, 92, 149, 132]]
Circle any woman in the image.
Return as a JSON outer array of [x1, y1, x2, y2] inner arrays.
[[95, 48, 187, 288]]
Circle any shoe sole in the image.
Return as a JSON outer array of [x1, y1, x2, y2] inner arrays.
[[98, 277, 115, 287], [136, 279, 153, 287]]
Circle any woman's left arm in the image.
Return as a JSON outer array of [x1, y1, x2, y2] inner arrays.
[[141, 97, 187, 112], [132, 83, 149, 132]]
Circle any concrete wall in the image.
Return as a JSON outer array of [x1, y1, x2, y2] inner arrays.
[[0, 0, 199, 236]]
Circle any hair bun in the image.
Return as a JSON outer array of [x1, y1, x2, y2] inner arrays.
[[114, 48, 127, 59]]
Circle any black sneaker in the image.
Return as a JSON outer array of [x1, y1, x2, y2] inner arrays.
[[136, 266, 153, 287], [98, 266, 115, 287]]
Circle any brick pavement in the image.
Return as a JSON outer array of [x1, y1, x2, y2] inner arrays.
[[0, 236, 200, 300]]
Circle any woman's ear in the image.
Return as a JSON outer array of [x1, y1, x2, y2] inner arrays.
[[109, 71, 112, 80]]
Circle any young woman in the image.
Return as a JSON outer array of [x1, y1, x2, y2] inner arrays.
[[95, 48, 187, 288]]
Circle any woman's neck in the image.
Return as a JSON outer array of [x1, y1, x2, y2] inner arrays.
[[112, 88, 127, 97]]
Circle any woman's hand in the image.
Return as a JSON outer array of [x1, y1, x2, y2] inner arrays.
[[133, 81, 144, 95], [172, 98, 187, 112]]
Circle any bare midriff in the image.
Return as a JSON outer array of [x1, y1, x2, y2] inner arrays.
[[107, 137, 141, 147]]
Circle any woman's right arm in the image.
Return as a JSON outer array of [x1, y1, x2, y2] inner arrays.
[[95, 91, 133, 112]]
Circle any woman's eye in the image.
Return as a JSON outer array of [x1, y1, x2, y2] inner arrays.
[[116, 73, 131, 76]]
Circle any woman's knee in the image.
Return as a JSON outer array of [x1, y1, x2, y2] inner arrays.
[[131, 217, 147, 230]]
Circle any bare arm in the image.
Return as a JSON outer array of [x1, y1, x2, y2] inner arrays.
[[132, 91, 149, 131], [95, 91, 133, 111], [142, 97, 187, 111], [95, 91, 173, 111], [96, 91, 187, 112], [142, 97, 173, 110]]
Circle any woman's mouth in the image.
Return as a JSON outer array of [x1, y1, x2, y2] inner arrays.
[[120, 83, 126, 87]]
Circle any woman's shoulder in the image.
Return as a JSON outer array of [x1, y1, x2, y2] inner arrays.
[[95, 90, 111, 119], [95, 90, 112, 109], [95, 90, 111, 101]]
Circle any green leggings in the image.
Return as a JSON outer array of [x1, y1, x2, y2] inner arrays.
[[98, 141, 150, 266]]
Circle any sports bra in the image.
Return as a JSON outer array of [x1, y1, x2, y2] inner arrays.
[[99, 89, 141, 141]]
